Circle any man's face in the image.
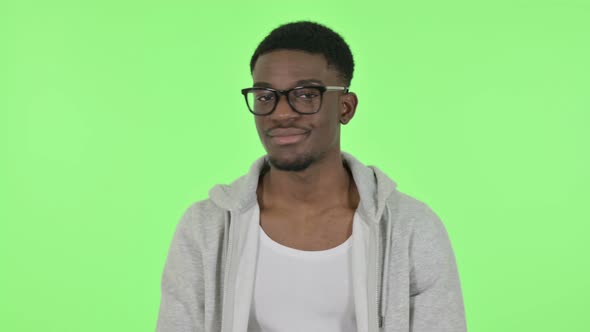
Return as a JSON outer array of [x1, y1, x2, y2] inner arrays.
[[251, 49, 352, 172]]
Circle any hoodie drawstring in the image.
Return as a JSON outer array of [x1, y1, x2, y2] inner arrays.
[[379, 204, 392, 327]]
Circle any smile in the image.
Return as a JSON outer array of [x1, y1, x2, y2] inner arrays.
[[269, 132, 308, 145]]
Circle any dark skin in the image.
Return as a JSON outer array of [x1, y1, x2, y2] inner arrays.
[[252, 49, 360, 251]]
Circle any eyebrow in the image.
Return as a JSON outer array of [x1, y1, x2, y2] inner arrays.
[[253, 79, 325, 88]]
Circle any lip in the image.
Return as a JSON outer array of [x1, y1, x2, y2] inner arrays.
[[268, 128, 309, 136], [270, 133, 307, 145], [268, 131, 309, 146]]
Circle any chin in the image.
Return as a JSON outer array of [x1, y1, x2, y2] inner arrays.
[[267, 152, 316, 172]]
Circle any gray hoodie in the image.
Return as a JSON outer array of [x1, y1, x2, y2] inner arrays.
[[156, 152, 466, 332]]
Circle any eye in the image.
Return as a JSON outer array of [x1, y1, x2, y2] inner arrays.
[[254, 92, 275, 103], [300, 93, 318, 99], [293, 88, 320, 100]]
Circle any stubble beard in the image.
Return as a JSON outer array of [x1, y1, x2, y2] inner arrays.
[[266, 148, 327, 172], [267, 153, 315, 172]]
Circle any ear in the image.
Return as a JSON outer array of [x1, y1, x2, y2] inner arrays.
[[339, 92, 358, 125]]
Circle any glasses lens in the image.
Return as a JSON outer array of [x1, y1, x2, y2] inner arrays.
[[246, 89, 276, 115], [289, 87, 322, 113]]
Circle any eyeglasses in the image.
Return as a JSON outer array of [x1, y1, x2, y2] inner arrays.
[[240, 85, 349, 116]]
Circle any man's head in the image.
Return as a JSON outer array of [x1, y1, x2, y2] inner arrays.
[[250, 21, 355, 86], [247, 21, 358, 172]]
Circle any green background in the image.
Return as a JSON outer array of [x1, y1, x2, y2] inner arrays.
[[1, 0, 588, 331]]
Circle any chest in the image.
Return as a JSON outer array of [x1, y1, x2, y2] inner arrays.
[[259, 207, 355, 251], [248, 225, 356, 331]]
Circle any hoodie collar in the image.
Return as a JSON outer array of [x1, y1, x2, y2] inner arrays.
[[209, 152, 397, 223]]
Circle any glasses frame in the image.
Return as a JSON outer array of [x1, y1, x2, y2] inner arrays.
[[240, 85, 349, 116]]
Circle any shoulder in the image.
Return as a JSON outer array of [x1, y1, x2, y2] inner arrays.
[[182, 199, 228, 224], [172, 198, 228, 249], [387, 190, 443, 226], [385, 190, 452, 250]]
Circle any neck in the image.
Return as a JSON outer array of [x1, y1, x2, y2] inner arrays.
[[258, 150, 358, 211]]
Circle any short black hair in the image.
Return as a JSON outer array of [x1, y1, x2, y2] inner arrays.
[[250, 21, 355, 86]]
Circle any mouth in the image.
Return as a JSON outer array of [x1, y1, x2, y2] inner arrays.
[[267, 127, 310, 146], [268, 132, 309, 146], [270, 131, 309, 145]]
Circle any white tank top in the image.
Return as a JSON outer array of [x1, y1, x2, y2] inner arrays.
[[247, 222, 357, 332]]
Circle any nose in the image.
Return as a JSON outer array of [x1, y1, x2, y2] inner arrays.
[[270, 93, 299, 120]]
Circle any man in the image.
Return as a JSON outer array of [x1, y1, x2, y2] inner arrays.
[[156, 21, 466, 332]]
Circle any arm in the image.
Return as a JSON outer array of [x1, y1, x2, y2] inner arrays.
[[409, 204, 467, 332], [156, 205, 205, 332]]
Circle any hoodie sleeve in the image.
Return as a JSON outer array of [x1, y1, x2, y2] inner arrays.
[[156, 205, 205, 332], [408, 203, 467, 332]]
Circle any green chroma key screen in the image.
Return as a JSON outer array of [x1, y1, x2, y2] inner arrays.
[[1, 0, 588, 331]]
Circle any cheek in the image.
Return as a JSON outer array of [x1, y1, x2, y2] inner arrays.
[[254, 118, 274, 149], [254, 118, 265, 135], [318, 103, 340, 132], [309, 115, 339, 147]]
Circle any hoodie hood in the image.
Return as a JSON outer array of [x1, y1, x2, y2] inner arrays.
[[209, 151, 398, 223]]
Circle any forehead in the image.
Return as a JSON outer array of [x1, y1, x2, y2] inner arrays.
[[252, 50, 339, 88]]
